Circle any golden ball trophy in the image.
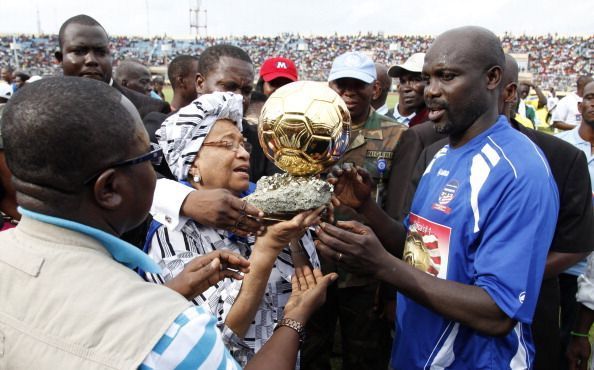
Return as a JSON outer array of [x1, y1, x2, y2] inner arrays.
[[244, 81, 351, 221]]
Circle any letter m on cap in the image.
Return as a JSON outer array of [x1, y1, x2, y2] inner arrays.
[[276, 61, 288, 69]]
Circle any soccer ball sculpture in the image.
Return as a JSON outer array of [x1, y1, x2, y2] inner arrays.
[[244, 81, 351, 220], [258, 81, 351, 176]]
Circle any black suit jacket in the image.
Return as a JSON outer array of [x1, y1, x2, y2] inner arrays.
[[143, 111, 170, 144], [384, 120, 446, 220], [113, 81, 170, 119], [243, 122, 281, 183]]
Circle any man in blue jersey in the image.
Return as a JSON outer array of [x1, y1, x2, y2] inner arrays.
[[315, 26, 559, 369]]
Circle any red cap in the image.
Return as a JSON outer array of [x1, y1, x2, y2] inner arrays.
[[259, 57, 298, 82]]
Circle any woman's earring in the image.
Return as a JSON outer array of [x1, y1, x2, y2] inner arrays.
[[193, 174, 201, 183]]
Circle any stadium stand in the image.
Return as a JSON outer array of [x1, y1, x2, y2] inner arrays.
[[1, 33, 591, 90]]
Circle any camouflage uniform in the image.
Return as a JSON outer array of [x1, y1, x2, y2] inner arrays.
[[302, 109, 406, 370]]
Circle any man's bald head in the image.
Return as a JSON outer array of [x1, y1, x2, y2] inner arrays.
[[375, 63, 391, 91], [577, 75, 594, 97], [427, 26, 505, 90], [503, 54, 519, 87], [1, 77, 140, 192], [501, 54, 520, 119], [115, 60, 152, 95], [372, 63, 391, 110]]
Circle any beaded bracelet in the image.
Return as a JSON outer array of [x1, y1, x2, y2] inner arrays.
[[570, 331, 590, 338]]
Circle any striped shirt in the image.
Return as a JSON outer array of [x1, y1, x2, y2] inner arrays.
[[14, 208, 241, 370], [140, 305, 241, 370], [145, 218, 319, 366]]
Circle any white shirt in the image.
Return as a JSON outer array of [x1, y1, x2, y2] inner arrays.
[[390, 104, 416, 127], [557, 127, 594, 278], [577, 255, 594, 310], [547, 96, 559, 111], [551, 92, 582, 127], [375, 103, 389, 116], [151, 178, 193, 230]]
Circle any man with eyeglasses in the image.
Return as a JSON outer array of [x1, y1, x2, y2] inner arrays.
[[0, 76, 336, 369], [387, 53, 429, 127]]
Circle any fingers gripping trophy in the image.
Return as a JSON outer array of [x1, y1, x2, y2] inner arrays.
[[244, 81, 351, 221]]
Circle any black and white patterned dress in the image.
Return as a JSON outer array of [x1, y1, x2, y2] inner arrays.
[[145, 219, 319, 367]]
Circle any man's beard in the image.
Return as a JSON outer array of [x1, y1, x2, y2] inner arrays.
[[434, 120, 454, 134]]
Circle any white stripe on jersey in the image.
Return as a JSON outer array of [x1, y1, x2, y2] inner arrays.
[[424, 146, 448, 176], [487, 136, 518, 178], [428, 322, 460, 369], [470, 153, 491, 233], [509, 323, 529, 369], [481, 143, 501, 167], [527, 139, 551, 177]]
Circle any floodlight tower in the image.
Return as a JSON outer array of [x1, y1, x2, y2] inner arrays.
[[36, 7, 42, 35], [189, 0, 207, 37]]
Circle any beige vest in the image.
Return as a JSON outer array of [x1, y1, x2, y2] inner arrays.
[[0, 216, 191, 369]]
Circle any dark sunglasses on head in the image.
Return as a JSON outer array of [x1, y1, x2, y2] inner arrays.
[[83, 143, 163, 185]]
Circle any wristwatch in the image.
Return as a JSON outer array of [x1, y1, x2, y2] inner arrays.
[[275, 318, 306, 343]]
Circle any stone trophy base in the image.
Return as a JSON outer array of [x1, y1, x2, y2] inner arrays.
[[244, 173, 333, 222]]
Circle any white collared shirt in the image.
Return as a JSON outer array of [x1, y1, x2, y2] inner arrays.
[[390, 104, 416, 127]]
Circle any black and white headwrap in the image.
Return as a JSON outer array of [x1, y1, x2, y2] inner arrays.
[[156, 92, 244, 181]]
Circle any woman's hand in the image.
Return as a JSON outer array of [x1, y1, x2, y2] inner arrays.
[[283, 266, 338, 324], [261, 206, 326, 248]]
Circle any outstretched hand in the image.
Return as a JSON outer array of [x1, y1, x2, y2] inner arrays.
[[283, 266, 338, 323], [328, 163, 373, 210], [165, 250, 250, 300], [182, 189, 266, 237], [315, 220, 391, 277], [262, 206, 326, 247]]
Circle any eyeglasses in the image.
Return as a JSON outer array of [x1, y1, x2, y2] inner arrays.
[[83, 143, 163, 184], [202, 139, 252, 154]]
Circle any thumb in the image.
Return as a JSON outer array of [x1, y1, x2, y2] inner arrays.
[[336, 220, 368, 234], [316, 272, 339, 290]]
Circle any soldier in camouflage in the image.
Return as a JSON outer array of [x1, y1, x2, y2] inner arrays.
[[301, 51, 406, 370]]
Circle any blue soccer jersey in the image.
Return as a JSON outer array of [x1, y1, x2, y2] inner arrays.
[[392, 116, 559, 369]]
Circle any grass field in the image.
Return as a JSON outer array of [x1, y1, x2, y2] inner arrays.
[[163, 86, 173, 102]]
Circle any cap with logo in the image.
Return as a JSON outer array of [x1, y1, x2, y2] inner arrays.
[[259, 57, 298, 82], [388, 53, 426, 78], [328, 51, 376, 84]]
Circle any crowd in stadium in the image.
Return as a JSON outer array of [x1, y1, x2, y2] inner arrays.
[[0, 32, 591, 90], [1, 12, 593, 370]]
